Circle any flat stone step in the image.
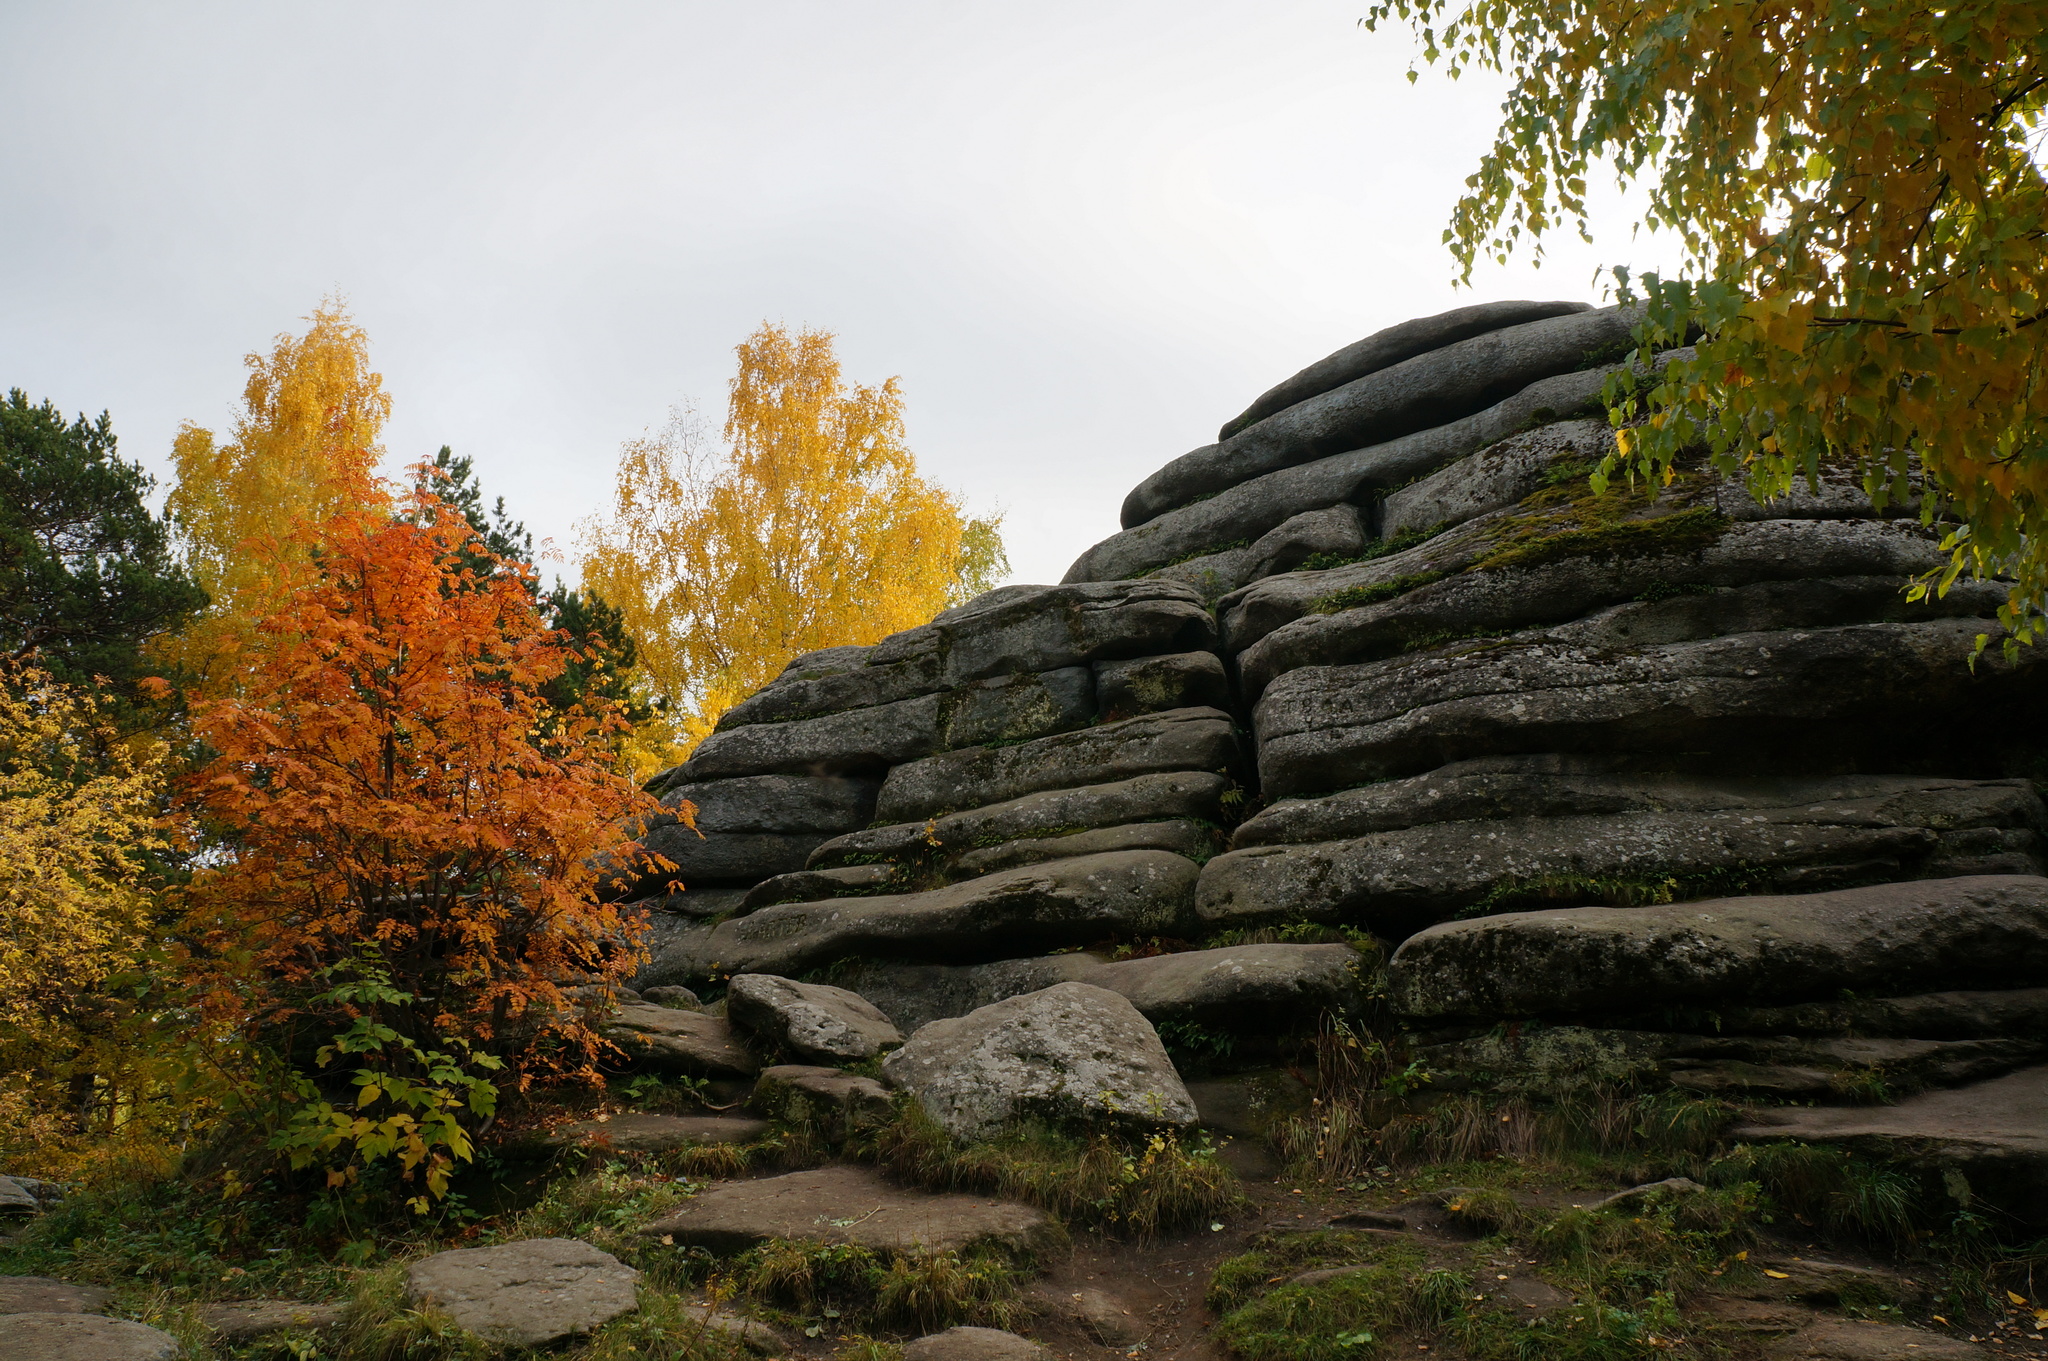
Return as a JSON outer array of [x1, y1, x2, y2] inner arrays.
[[0, 1277, 110, 1315], [639, 1164, 1054, 1257], [546, 1113, 771, 1152], [405, 1238, 640, 1347], [1735, 1065, 2048, 1228], [199, 1300, 347, 1342], [0, 1313, 181, 1360]]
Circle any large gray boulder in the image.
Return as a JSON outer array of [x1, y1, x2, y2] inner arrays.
[[1149, 503, 1371, 601], [1386, 875, 2048, 1020], [1094, 651, 1231, 720], [875, 707, 1240, 823], [905, 1327, 1055, 1361], [1210, 300, 1593, 447], [601, 1003, 760, 1076], [883, 982, 1199, 1141], [1113, 306, 1637, 528], [1197, 781, 2045, 937], [654, 851, 1201, 980], [809, 770, 1231, 870], [639, 1165, 1054, 1256], [405, 1238, 639, 1347], [0, 1314, 180, 1360], [1254, 618, 2044, 798], [1377, 416, 1611, 540], [724, 974, 903, 1063]]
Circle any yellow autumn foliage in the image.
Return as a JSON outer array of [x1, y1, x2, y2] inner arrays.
[[581, 323, 1007, 769], [159, 297, 392, 691], [0, 663, 170, 1159], [1367, 0, 2048, 651]]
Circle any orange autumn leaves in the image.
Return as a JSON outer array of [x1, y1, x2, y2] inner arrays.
[[178, 473, 675, 1090]]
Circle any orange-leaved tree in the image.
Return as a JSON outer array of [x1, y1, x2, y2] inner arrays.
[[581, 322, 1007, 768], [178, 474, 675, 1209]]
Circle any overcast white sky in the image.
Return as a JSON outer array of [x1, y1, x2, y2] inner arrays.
[[1, 1, 1684, 588]]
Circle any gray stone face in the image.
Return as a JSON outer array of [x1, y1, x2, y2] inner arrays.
[[639, 1165, 1055, 1256], [658, 850, 1201, 980], [810, 771, 1232, 870], [1253, 618, 2046, 798], [1236, 527, 1980, 700], [659, 774, 882, 833], [883, 982, 1198, 1141], [1112, 307, 1638, 529], [405, 1238, 640, 1347], [904, 1327, 1055, 1361], [876, 707, 1240, 823], [681, 691, 947, 780], [724, 974, 904, 1063], [1705, 988, 2048, 1041], [1199, 785, 2045, 939], [636, 828, 848, 889], [627, 887, 751, 920], [740, 864, 895, 910], [831, 955, 1112, 1035], [1378, 417, 1612, 541], [1150, 504, 1372, 601], [1094, 652, 1231, 720], [1211, 300, 1595, 448], [200, 1300, 347, 1343], [1232, 765, 2045, 848], [940, 668, 1096, 748], [601, 1003, 760, 1076], [749, 1065, 896, 1128], [1071, 368, 1627, 585], [950, 820, 1220, 879], [1386, 875, 2048, 1020], [629, 915, 722, 992], [0, 1314, 181, 1361]]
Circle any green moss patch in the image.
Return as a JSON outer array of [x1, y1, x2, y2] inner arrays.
[[1472, 506, 1729, 574], [1310, 571, 1447, 615]]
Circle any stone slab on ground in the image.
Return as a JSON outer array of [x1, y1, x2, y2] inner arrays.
[[199, 1300, 347, 1342], [0, 1313, 181, 1361], [405, 1237, 640, 1347], [680, 1303, 789, 1354], [1762, 1318, 1988, 1359], [883, 982, 1198, 1142], [601, 1004, 760, 1076], [639, 1164, 1054, 1257], [1734, 1065, 2048, 1228], [904, 1326, 1054, 1361], [0, 1277, 110, 1315], [546, 1113, 770, 1152], [748, 1066, 895, 1128]]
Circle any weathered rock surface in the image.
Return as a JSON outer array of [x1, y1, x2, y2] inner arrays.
[[1735, 1065, 2048, 1229], [1255, 618, 2044, 798], [0, 1314, 181, 1361], [0, 1278, 110, 1315], [601, 1004, 760, 1076], [1198, 784, 2045, 937], [1151, 504, 1372, 601], [739, 863, 895, 910], [200, 1300, 347, 1342], [1211, 299, 1593, 448], [809, 771, 1230, 870], [640, 1165, 1055, 1255], [725, 974, 903, 1062], [1114, 306, 1637, 526], [883, 982, 1199, 1141], [640, 985, 703, 1009], [1387, 875, 2048, 1020], [840, 944, 1363, 1036], [1705, 987, 2048, 1040], [1763, 1318, 1989, 1359], [876, 707, 1240, 823], [0, 1176, 63, 1214], [546, 1113, 770, 1152], [1094, 651, 1231, 719], [406, 1238, 640, 1347], [628, 775, 881, 889], [904, 1326, 1055, 1361], [748, 1065, 895, 1128], [1377, 416, 1611, 540], [661, 852, 1200, 981], [627, 888, 749, 921], [949, 820, 1219, 879]]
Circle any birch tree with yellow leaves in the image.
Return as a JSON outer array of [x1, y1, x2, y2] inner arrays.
[[161, 298, 391, 690], [1366, 0, 2047, 653], [582, 323, 1007, 764]]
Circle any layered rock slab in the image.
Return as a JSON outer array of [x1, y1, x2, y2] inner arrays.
[[664, 851, 1200, 980], [725, 974, 903, 1062], [601, 1004, 759, 1076], [0, 1314, 181, 1361], [405, 1238, 640, 1347], [0, 1278, 110, 1315], [883, 982, 1198, 1141], [640, 1165, 1054, 1256], [1386, 875, 2048, 1020]]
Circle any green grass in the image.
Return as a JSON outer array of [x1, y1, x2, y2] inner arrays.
[[719, 1238, 1027, 1332], [870, 1105, 1247, 1238], [1472, 506, 1729, 573], [1309, 570, 1447, 615]]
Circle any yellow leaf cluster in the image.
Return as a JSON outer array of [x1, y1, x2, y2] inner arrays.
[[0, 663, 169, 1141], [580, 323, 1007, 767], [159, 296, 393, 692]]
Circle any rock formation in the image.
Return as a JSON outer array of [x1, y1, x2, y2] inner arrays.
[[617, 298, 2048, 1218]]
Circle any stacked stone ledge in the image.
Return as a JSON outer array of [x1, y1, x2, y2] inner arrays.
[[594, 297, 2048, 1222]]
